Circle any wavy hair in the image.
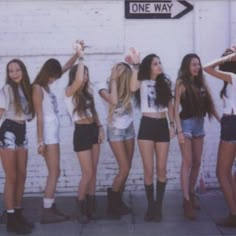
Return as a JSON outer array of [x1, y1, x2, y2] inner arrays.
[[135, 54, 172, 108], [68, 64, 98, 120], [177, 53, 215, 118], [6, 59, 34, 117], [108, 62, 133, 122]]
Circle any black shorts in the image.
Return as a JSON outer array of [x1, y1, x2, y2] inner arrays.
[[0, 119, 27, 149], [220, 115, 236, 142], [138, 116, 170, 142], [73, 122, 99, 152]]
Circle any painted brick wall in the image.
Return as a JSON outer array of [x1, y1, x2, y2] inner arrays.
[[0, 0, 235, 194]]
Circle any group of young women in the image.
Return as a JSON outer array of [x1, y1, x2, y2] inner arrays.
[[0, 41, 236, 234]]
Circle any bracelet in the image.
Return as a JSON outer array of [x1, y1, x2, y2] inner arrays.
[[37, 141, 45, 148], [169, 121, 174, 127], [98, 125, 103, 128]]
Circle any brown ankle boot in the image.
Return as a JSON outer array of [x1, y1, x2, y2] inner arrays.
[[189, 192, 200, 210], [183, 198, 196, 220], [40, 206, 69, 224], [216, 214, 236, 227]]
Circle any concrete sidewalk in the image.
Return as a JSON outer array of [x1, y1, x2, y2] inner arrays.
[[0, 190, 236, 236]]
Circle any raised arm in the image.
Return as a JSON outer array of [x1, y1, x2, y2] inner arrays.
[[203, 52, 236, 84], [99, 79, 118, 105], [125, 47, 141, 92], [61, 52, 79, 75], [61, 40, 85, 74], [99, 65, 119, 105], [32, 84, 45, 155], [65, 43, 85, 97]]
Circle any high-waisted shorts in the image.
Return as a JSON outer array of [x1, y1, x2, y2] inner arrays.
[[138, 116, 170, 142], [220, 115, 236, 142], [0, 119, 27, 149], [73, 122, 99, 152]]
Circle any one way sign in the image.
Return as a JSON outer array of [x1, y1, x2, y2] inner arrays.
[[125, 0, 193, 19]]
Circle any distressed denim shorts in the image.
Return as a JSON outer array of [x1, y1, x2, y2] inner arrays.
[[0, 119, 28, 149], [107, 122, 135, 142], [181, 117, 205, 138]]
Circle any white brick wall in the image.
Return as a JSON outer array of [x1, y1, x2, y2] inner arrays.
[[0, 0, 235, 193]]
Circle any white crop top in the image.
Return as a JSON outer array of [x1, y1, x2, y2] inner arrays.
[[0, 84, 32, 121], [222, 73, 236, 114], [140, 80, 168, 113], [64, 92, 93, 122], [41, 87, 59, 121]]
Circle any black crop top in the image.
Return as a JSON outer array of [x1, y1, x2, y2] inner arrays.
[[180, 87, 208, 120]]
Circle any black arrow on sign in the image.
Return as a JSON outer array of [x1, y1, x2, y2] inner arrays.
[[125, 0, 194, 19], [173, 1, 193, 19]]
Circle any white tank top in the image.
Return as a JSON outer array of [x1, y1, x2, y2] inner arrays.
[[0, 84, 32, 121], [41, 87, 59, 122], [64, 91, 93, 122], [222, 73, 236, 114]]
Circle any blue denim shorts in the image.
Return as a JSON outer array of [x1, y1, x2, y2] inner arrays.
[[107, 122, 135, 141], [181, 117, 205, 138]]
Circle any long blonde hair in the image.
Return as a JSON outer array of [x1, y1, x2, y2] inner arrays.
[[108, 62, 133, 122]]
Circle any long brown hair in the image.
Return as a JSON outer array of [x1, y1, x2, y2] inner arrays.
[[68, 64, 98, 121], [6, 59, 34, 117], [33, 58, 62, 91], [136, 54, 172, 108], [177, 53, 215, 118]]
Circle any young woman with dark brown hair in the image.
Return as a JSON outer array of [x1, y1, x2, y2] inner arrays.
[[174, 53, 219, 220], [129, 50, 175, 222]]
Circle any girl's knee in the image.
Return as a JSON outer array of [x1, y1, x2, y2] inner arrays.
[[157, 170, 167, 181]]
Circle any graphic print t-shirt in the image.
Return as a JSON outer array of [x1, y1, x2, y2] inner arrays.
[[140, 80, 168, 113]]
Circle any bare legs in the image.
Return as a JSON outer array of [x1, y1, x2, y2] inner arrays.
[[179, 137, 203, 201], [109, 139, 134, 191], [0, 147, 28, 210], [216, 141, 236, 215]]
